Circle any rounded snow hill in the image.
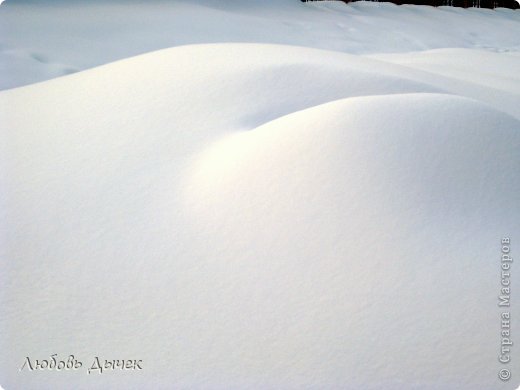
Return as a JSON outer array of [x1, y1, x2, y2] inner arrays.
[[0, 43, 519, 390], [1, 0, 520, 90], [181, 93, 520, 390]]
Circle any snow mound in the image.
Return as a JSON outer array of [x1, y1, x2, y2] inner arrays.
[[182, 93, 520, 389], [1, 0, 519, 90], [1, 43, 520, 389]]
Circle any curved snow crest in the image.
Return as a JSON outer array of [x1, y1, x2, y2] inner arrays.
[[2, 43, 519, 121], [185, 92, 520, 220], [180, 92, 520, 389], [1, 0, 520, 90]]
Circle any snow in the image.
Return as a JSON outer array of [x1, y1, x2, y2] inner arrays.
[[1, 1, 520, 390], [1, 0, 520, 90]]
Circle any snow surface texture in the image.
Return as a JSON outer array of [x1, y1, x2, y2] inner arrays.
[[1, 0, 520, 90], [1, 1, 520, 390]]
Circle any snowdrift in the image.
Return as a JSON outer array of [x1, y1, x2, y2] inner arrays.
[[1, 0, 520, 90], [1, 43, 519, 389]]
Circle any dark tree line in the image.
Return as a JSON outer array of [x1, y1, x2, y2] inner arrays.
[[301, 0, 519, 9]]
